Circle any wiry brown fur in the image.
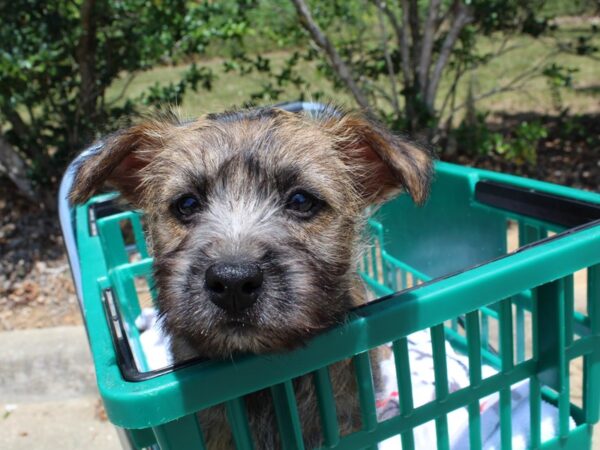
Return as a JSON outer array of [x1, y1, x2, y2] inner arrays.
[[70, 105, 433, 449]]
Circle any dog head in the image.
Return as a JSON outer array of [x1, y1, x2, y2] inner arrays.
[[70, 106, 432, 358]]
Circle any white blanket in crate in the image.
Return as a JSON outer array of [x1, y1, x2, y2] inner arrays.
[[135, 309, 574, 449]]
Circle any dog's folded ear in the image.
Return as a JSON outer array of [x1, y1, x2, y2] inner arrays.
[[69, 118, 176, 206], [318, 111, 434, 205]]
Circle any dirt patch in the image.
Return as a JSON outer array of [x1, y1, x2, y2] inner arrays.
[[0, 182, 80, 331], [445, 112, 600, 191]]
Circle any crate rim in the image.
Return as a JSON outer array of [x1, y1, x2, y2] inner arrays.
[[58, 154, 600, 429]]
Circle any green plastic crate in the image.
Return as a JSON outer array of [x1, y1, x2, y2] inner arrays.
[[61, 160, 600, 450]]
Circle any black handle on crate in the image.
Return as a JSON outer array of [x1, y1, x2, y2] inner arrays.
[[475, 180, 600, 228]]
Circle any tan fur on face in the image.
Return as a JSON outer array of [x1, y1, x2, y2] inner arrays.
[[70, 105, 433, 449]]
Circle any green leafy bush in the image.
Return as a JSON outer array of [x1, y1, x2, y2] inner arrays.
[[453, 113, 547, 165], [495, 122, 548, 165], [0, 0, 249, 204]]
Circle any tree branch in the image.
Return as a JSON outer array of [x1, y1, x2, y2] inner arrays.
[[425, 2, 473, 109], [438, 36, 521, 121], [438, 60, 465, 122], [435, 0, 459, 32], [107, 72, 138, 107], [407, 0, 421, 65], [450, 50, 560, 113], [290, 0, 373, 112], [375, 1, 401, 117], [398, 0, 413, 88], [418, 0, 441, 89], [374, 1, 403, 49], [362, 78, 397, 108]]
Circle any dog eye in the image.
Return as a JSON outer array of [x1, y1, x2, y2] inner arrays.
[[286, 190, 322, 218], [174, 195, 201, 218]]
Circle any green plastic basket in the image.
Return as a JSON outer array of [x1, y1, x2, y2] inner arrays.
[[62, 160, 600, 450]]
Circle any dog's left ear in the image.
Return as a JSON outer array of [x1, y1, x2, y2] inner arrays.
[[325, 113, 434, 205], [69, 118, 178, 206]]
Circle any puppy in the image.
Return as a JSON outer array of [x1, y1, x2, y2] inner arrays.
[[70, 105, 433, 448]]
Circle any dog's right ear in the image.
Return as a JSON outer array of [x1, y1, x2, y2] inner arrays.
[[304, 105, 433, 206], [69, 119, 174, 206]]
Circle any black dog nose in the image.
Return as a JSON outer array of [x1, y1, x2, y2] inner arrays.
[[205, 262, 263, 312]]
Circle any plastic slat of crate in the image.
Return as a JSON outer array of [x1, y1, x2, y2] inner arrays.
[[381, 251, 430, 285], [480, 312, 490, 355], [515, 304, 526, 363], [358, 241, 430, 298], [450, 318, 459, 333], [537, 279, 571, 440], [364, 218, 432, 292], [370, 243, 380, 283], [141, 327, 600, 449], [584, 264, 600, 423], [533, 278, 570, 446], [518, 222, 542, 246], [392, 338, 415, 450], [564, 274, 575, 347], [131, 428, 157, 449], [97, 212, 131, 268], [430, 324, 450, 450], [98, 214, 144, 323], [466, 311, 483, 450], [271, 381, 305, 450], [352, 351, 378, 450], [562, 275, 575, 439], [226, 397, 254, 450], [153, 415, 206, 450], [331, 360, 547, 449], [498, 298, 514, 450], [130, 213, 149, 258], [313, 367, 340, 447], [520, 223, 544, 449], [539, 425, 594, 450], [108, 258, 153, 371], [446, 325, 501, 371], [386, 261, 398, 292], [529, 283, 543, 448]]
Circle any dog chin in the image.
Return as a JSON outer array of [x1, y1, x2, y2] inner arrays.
[[203, 323, 305, 357]]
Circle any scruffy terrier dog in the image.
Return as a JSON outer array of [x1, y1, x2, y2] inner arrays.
[[70, 105, 432, 448]]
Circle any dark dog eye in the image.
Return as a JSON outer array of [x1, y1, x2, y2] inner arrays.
[[174, 195, 201, 218], [286, 190, 322, 218]]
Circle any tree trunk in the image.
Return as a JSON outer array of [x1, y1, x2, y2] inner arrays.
[[0, 136, 36, 201], [290, 0, 373, 114], [74, 0, 98, 148], [399, 0, 418, 131], [425, 3, 473, 111]]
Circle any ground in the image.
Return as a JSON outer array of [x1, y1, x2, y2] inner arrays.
[[447, 112, 600, 191], [0, 181, 80, 331]]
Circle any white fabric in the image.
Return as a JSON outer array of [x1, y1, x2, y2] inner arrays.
[[135, 308, 172, 370], [376, 330, 575, 449]]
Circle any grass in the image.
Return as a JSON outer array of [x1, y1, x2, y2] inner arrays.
[[107, 52, 352, 118], [107, 26, 600, 121], [434, 27, 600, 126]]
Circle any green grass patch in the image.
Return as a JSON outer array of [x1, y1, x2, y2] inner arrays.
[[107, 27, 600, 120]]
